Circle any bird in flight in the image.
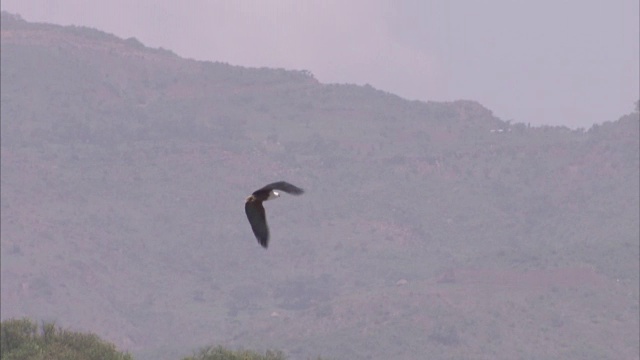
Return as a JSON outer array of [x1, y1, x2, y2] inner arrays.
[[245, 181, 304, 248]]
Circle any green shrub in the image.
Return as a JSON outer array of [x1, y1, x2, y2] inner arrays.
[[183, 346, 287, 360], [0, 318, 132, 360]]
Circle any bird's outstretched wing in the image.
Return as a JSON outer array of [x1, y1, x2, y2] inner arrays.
[[245, 200, 269, 248], [256, 181, 304, 195]]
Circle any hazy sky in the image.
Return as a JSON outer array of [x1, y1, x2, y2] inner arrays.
[[2, 0, 638, 128]]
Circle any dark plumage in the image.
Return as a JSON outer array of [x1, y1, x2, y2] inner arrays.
[[245, 181, 304, 248]]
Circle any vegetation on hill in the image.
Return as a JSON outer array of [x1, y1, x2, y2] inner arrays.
[[182, 346, 287, 360], [1, 318, 327, 360], [1, 318, 132, 360]]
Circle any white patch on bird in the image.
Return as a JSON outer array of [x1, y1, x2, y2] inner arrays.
[[266, 190, 280, 201]]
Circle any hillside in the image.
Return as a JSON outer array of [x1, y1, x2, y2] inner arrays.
[[1, 12, 638, 360]]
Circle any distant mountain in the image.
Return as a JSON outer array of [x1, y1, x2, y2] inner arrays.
[[1, 12, 638, 360]]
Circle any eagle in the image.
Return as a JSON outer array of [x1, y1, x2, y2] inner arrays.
[[245, 181, 304, 248]]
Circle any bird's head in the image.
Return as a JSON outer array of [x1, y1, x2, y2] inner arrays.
[[266, 190, 280, 201]]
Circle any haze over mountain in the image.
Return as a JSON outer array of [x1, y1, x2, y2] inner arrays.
[[1, 0, 638, 129], [1, 12, 638, 360]]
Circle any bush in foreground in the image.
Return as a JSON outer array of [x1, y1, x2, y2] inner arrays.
[[1, 318, 327, 360], [1, 318, 132, 360], [182, 346, 287, 360]]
